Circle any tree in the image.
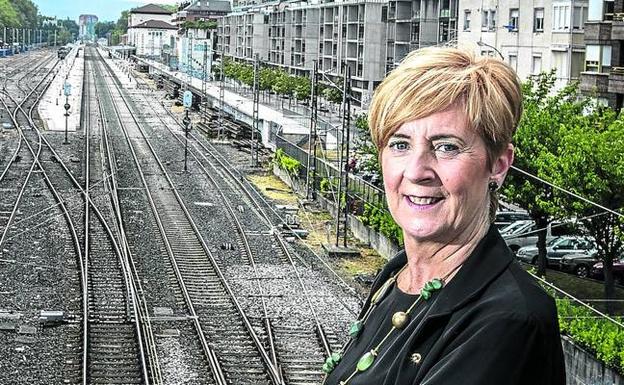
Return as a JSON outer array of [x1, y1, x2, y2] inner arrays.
[[502, 71, 588, 276], [95, 21, 115, 38], [323, 86, 343, 104], [9, 0, 37, 27], [546, 109, 624, 309], [293, 75, 310, 100], [0, 0, 20, 27]]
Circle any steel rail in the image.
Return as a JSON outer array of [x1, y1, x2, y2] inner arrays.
[[92, 53, 163, 384], [95, 50, 231, 385]]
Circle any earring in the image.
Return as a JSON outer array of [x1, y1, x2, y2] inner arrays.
[[488, 181, 498, 192]]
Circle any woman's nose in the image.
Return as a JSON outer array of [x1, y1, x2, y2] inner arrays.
[[402, 148, 437, 184]]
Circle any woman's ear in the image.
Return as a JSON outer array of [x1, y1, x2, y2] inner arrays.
[[491, 143, 514, 185]]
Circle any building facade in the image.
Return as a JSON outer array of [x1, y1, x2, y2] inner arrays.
[[458, 0, 588, 90], [218, 0, 457, 107], [128, 4, 177, 57], [79, 14, 98, 41], [580, 0, 622, 108]]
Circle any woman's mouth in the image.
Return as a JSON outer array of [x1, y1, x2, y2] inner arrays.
[[405, 195, 443, 209]]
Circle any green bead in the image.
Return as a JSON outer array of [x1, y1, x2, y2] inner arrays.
[[357, 350, 377, 372], [330, 352, 342, 362], [322, 362, 333, 373], [420, 288, 431, 300], [431, 278, 443, 290], [423, 281, 434, 291], [349, 320, 363, 337]]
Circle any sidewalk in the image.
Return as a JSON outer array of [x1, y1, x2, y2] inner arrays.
[[38, 45, 84, 133], [131, 56, 310, 141]]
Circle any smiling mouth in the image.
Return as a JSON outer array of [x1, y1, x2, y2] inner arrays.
[[406, 196, 444, 205]]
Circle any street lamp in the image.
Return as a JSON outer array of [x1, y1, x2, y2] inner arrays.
[[476, 39, 504, 60], [63, 82, 71, 144]]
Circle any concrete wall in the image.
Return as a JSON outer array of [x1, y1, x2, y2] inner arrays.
[[273, 164, 400, 260], [562, 336, 624, 385]]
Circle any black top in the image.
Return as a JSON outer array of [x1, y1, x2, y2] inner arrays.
[[324, 226, 566, 385]]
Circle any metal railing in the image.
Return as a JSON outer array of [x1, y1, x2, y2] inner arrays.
[[275, 134, 386, 210]]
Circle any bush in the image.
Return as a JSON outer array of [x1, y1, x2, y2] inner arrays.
[[556, 296, 624, 373], [274, 148, 301, 177], [359, 203, 403, 245]]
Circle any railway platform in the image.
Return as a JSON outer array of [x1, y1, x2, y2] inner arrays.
[[37, 45, 84, 133]]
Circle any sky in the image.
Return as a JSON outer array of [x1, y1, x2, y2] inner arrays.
[[33, 0, 176, 23]]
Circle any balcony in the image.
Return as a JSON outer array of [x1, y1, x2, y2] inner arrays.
[[584, 21, 612, 44], [611, 14, 624, 40], [608, 67, 624, 94], [580, 71, 609, 94]]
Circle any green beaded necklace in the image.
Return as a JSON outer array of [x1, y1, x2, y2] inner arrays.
[[322, 263, 462, 385]]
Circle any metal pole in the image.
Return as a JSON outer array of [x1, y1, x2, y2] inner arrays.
[[342, 66, 351, 247], [334, 65, 348, 246], [184, 110, 190, 172], [64, 95, 69, 144], [218, 44, 225, 139], [306, 60, 318, 200], [251, 53, 259, 167]]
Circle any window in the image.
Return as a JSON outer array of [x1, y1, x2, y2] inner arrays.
[[509, 54, 517, 70], [585, 44, 612, 73], [573, 6, 588, 29], [534, 8, 544, 32], [509, 8, 519, 31], [553, 5, 570, 31], [532, 55, 542, 75], [604, 0, 615, 21], [464, 10, 471, 31], [552, 50, 568, 78], [382, 6, 387, 22], [481, 9, 496, 31]]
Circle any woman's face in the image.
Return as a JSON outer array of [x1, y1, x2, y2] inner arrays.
[[381, 107, 512, 245]]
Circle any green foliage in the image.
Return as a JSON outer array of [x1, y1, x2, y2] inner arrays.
[[323, 87, 343, 104], [293, 76, 311, 100], [557, 297, 624, 373], [10, 0, 37, 28], [182, 19, 217, 30], [274, 148, 301, 177], [94, 21, 115, 38], [359, 203, 403, 245], [0, 0, 20, 27]]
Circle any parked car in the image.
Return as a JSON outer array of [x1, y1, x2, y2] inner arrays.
[[500, 220, 534, 236], [559, 251, 600, 278], [504, 221, 579, 253], [590, 259, 624, 285], [516, 236, 595, 267], [495, 210, 531, 229]]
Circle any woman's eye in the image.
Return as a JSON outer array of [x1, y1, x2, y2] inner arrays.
[[434, 143, 460, 153], [389, 141, 409, 151]]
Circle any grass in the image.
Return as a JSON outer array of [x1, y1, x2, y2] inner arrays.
[[246, 170, 387, 283], [522, 264, 624, 315]]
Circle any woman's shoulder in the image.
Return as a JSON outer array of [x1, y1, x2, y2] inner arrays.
[[473, 260, 559, 328]]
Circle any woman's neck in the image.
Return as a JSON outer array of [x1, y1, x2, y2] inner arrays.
[[397, 221, 490, 294]]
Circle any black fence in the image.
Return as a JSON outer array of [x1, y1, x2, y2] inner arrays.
[[275, 135, 386, 209]]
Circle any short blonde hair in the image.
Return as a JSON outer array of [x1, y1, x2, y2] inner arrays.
[[368, 46, 522, 220]]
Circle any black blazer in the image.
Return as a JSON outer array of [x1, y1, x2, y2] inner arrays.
[[353, 226, 566, 385]]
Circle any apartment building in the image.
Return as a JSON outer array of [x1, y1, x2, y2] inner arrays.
[[458, 1, 588, 90], [579, 0, 623, 108], [386, 0, 459, 71], [218, 0, 455, 107]]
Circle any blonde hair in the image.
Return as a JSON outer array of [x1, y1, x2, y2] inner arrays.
[[368, 46, 522, 221]]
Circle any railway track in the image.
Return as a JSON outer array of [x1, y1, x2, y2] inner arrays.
[[127, 56, 359, 385]]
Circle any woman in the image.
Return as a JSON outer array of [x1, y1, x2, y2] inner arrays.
[[322, 47, 566, 384]]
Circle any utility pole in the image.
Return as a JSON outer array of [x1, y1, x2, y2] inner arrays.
[[218, 44, 225, 140], [201, 39, 208, 124], [306, 60, 318, 200], [342, 65, 352, 247], [335, 64, 351, 247], [251, 53, 259, 167]]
